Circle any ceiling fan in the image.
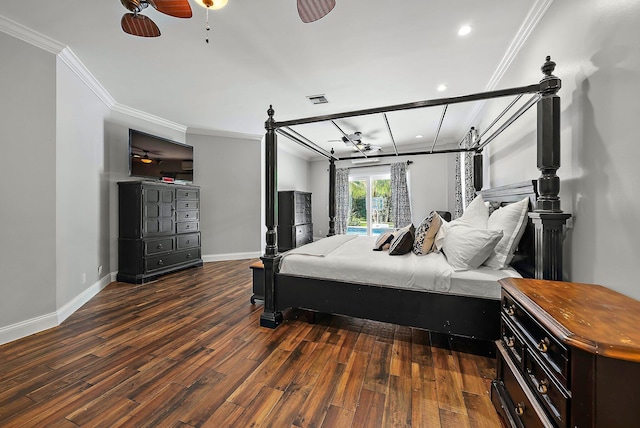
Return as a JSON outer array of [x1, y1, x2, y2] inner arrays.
[[297, 0, 336, 23], [330, 132, 382, 153], [120, 0, 192, 38]]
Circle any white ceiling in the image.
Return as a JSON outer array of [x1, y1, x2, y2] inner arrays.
[[0, 1, 547, 159]]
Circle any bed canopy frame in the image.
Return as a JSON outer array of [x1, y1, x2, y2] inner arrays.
[[259, 57, 571, 332]]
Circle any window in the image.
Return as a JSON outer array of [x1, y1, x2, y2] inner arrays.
[[347, 173, 393, 236]]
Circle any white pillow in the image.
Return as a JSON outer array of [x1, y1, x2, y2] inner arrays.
[[432, 195, 489, 252], [455, 195, 489, 229], [442, 225, 504, 271], [483, 197, 529, 269]]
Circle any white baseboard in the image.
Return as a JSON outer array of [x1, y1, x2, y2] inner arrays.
[[0, 272, 116, 346], [0, 312, 58, 346], [57, 272, 115, 324], [202, 251, 261, 262]]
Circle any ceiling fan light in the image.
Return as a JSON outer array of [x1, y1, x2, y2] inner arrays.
[[194, 0, 228, 9], [141, 157, 153, 164]]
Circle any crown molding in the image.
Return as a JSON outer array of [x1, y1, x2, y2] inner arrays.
[[462, 0, 554, 139], [0, 14, 65, 54], [112, 103, 188, 133], [485, 0, 555, 92], [58, 48, 116, 109], [187, 127, 261, 141]]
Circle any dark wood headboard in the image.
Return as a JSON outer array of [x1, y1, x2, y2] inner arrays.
[[480, 180, 537, 278]]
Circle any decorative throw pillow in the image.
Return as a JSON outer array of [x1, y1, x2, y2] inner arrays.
[[389, 224, 415, 255], [442, 224, 504, 271], [373, 231, 395, 251], [483, 197, 530, 269], [412, 211, 443, 255]]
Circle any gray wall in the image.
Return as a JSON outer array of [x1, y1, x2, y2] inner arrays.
[[0, 33, 57, 328], [480, 0, 640, 298], [56, 55, 111, 309], [188, 132, 262, 257]]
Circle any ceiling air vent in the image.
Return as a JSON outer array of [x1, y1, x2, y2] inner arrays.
[[306, 94, 329, 105]]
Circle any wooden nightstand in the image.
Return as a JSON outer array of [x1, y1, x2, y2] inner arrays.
[[249, 261, 264, 304], [492, 277, 640, 427]]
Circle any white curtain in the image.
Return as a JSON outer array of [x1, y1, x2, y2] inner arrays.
[[390, 162, 412, 227], [454, 128, 477, 219], [335, 168, 350, 234]]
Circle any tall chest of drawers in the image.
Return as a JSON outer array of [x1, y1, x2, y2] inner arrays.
[[492, 277, 640, 427], [278, 191, 312, 252], [117, 181, 203, 284]]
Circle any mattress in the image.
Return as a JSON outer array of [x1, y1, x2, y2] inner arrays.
[[278, 235, 521, 300]]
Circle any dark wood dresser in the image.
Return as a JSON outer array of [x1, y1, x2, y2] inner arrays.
[[278, 190, 312, 252], [492, 277, 640, 427], [117, 181, 203, 284]]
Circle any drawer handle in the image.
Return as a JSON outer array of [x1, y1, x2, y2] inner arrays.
[[185, 214, 189, 218], [537, 379, 549, 395], [157, 244, 163, 249], [537, 338, 550, 353], [186, 240, 190, 244], [186, 253, 191, 258], [158, 259, 164, 266], [186, 225, 190, 229], [185, 203, 189, 207], [505, 305, 515, 316], [515, 402, 525, 416], [505, 336, 515, 348]]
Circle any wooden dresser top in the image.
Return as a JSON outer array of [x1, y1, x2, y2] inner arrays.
[[499, 277, 640, 362]]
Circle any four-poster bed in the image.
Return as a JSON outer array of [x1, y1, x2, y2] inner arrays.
[[259, 57, 571, 342]]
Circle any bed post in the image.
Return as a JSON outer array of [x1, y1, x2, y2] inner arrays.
[[473, 152, 483, 191], [327, 149, 336, 236], [260, 105, 283, 328], [530, 57, 571, 281]]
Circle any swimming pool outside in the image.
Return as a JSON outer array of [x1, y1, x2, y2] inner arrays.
[[346, 225, 392, 236]]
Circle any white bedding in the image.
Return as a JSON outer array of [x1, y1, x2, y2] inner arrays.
[[278, 235, 521, 300]]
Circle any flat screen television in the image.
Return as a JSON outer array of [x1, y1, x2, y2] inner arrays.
[[129, 129, 194, 182]]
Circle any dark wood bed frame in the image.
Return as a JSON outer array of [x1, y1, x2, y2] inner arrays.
[[259, 57, 571, 342]]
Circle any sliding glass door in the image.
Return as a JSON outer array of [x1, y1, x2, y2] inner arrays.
[[348, 174, 393, 236]]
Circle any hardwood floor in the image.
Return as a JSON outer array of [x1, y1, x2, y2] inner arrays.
[[0, 260, 501, 427]]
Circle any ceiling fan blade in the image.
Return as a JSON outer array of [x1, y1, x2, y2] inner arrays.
[[297, 0, 336, 23], [121, 13, 161, 37], [150, 0, 193, 18]]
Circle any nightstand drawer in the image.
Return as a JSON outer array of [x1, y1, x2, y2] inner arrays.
[[502, 317, 526, 371], [525, 349, 569, 428], [495, 343, 550, 428], [502, 293, 569, 388]]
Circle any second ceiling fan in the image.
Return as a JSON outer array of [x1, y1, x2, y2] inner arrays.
[[297, 0, 336, 23]]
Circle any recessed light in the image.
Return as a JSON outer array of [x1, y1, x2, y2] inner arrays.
[[437, 84, 447, 92], [415, 135, 424, 139], [458, 25, 472, 36]]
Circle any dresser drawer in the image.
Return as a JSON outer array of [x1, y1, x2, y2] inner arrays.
[[144, 237, 175, 255], [177, 233, 200, 250], [177, 210, 199, 222], [177, 221, 199, 233], [524, 349, 569, 428], [502, 293, 569, 388], [177, 200, 199, 210], [295, 224, 313, 247], [177, 189, 199, 200], [496, 344, 551, 428], [145, 249, 201, 272]]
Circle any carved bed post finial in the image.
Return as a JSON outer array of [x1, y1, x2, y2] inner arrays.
[[328, 148, 336, 236], [261, 104, 283, 328], [530, 57, 571, 281], [536, 56, 562, 212]]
